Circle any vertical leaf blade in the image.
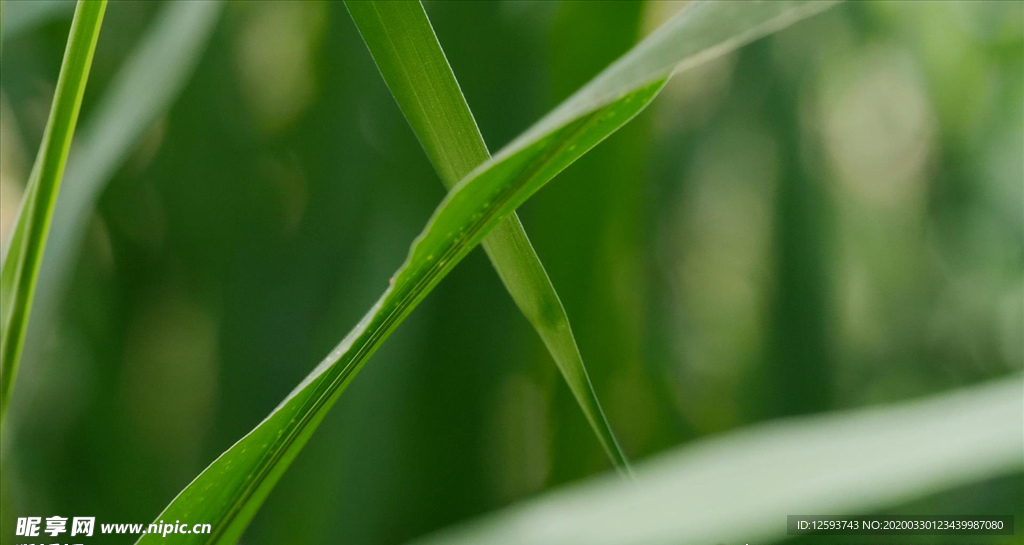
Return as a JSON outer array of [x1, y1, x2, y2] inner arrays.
[[345, 0, 629, 473], [11, 0, 224, 405], [0, 0, 107, 425]]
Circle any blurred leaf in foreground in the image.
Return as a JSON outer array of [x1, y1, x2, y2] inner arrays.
[[411, 375, 1024, 545]]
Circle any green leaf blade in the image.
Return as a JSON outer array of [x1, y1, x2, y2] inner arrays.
[[12, 0, 224, 399], [137, 2, 838, 542], [345, 0, 630, 473], [344, 0, 488, 187], [0, 0, 107, 425]]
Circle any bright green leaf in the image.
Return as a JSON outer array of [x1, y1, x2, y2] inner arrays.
[[345, 0, 629, 473], [0, 0, 107, 426], [137, 2, 838, 543]]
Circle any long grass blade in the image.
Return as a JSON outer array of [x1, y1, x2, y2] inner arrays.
[[0, 0, 107, 426], [409, 376, 1024, 545], [345, 0, 630, 474], [9, 1, 224, 413], [137, 2, 838, 543]]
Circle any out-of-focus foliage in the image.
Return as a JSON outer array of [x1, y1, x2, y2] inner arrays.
[[0, 2, 1020, 545]]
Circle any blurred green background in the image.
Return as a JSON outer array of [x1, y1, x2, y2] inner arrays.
[[0, 1, 1021, 544]]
